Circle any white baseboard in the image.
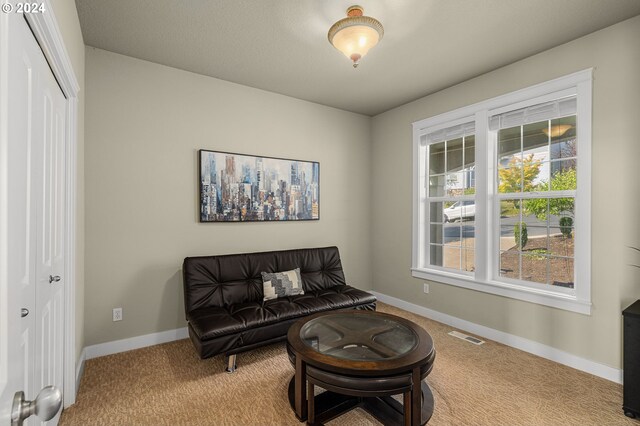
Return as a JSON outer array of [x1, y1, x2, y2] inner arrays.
[[75, 348, 86, 391], [78, 295, 622, 384], [370, 291, 623, 384], [64, 348, 86, 407], [84, 327, 189, 360]]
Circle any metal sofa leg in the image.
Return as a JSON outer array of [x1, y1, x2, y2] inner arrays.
[[225, 354, 237, 373]]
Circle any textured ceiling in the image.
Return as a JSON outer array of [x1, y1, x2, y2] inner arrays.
[[75, 0, 640, 116]]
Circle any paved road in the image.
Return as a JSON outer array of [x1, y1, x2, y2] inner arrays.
[[500, 214, 561, 237], [443, 214, 565, 244]]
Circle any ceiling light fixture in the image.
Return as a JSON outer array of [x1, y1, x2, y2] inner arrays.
[[328, 5, 384, 68], [542, 124, 573, 138]]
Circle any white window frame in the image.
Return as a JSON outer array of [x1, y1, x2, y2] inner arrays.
[[412, 70, 592, 315]]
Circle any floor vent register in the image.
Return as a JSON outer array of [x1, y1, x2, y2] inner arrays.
[[448, 331, 485, 345]]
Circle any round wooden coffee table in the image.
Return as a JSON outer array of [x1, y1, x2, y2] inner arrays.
[[286, 310, 436, 425]]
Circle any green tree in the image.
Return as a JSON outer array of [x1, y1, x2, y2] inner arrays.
[[498, 154, 542, 194], [524, 168, 577, 221]]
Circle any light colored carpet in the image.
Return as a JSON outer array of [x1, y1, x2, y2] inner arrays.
[[61, 303, 633, 425]]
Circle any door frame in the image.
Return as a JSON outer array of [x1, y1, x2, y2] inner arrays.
[[0, 1, 80, 407]]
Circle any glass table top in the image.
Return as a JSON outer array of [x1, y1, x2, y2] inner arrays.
[[300, 313, 418, 361]]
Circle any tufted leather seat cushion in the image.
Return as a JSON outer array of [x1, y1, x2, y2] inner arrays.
[[183, 246, 376, 359], [189, 286, 376, 342]]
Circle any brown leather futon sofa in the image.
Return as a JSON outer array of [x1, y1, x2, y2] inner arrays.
[[182, 246, 376, 371]]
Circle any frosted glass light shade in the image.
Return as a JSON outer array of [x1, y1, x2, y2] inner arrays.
[[328, 6, 384, 68]]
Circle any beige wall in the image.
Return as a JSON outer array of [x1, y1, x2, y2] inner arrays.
[[84, 48, 372, 346], [82, 12, 640, 369], [371, 15, 640, 369], [49, 0, 85, 360]]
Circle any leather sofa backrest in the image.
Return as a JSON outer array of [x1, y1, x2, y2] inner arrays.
[[183, 246, 346, 315]]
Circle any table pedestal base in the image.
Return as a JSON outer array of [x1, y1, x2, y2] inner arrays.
[[287, 376, 434, 426]]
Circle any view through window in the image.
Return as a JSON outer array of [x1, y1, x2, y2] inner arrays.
[[412, 71, 592, 313], [428, 133, 476, 273], [497, 113, 577, 289]]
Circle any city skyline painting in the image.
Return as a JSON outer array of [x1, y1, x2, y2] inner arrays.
[[199, 150, 320, 222]]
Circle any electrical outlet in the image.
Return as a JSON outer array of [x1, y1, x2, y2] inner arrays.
[[423, 283, 430, 294], [112, 307, 123, 322]]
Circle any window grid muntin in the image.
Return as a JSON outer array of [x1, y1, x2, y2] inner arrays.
[[426, 133, 475, 272], [493, 113, 577, 290]]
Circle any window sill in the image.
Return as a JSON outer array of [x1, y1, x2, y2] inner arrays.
[[411, 268, 591, 315]]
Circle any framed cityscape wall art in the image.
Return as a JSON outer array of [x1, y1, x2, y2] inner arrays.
[[199, 149, 320, 222]]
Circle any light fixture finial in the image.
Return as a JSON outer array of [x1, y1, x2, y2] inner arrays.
[[328, 5, 384, 68], [346, 5, 364, 17]]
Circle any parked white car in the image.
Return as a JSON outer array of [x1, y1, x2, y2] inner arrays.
[[444, 201, 475, 222]]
